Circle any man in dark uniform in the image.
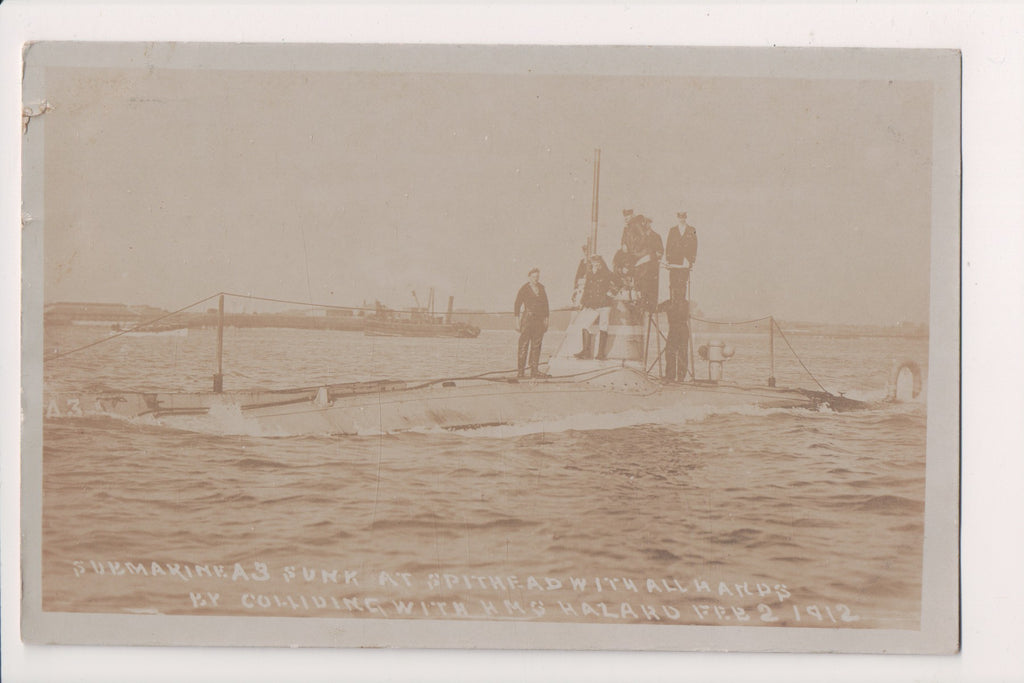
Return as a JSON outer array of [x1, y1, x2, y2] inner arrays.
[[662, 211, 698, 381], [612, 244, 635, 302], [621, 211, 645, 255], [633, 216, 664, 312], [514, 268, 550, 378], [573, 255, 618, 360], [664, 211, 698, 298], [662, 291, 690, 382]]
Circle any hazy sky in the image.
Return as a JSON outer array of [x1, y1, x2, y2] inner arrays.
[[40, 53, 935, 325]]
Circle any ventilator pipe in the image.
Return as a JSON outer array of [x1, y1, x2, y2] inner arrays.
[[213, 294, 224, 393], [700, 340, 735, 382], [706, 340, 736, 362], [707, 340, 724, 362]]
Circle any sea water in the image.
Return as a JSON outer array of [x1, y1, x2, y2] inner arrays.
[[39, 324, 929, 630]]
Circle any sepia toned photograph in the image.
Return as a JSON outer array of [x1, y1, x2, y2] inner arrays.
[[20, 42, 960, 653]]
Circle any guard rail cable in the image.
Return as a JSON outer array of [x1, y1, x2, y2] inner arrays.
[[43, 291, 834, 395]]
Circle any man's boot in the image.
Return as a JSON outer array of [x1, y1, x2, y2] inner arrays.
[[573, 330, 593, 359], [517, 342, 528, 377], [596, 331, 609, 360]]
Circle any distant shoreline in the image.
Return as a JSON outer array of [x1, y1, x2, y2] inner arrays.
[[43, 301, 929, 339]]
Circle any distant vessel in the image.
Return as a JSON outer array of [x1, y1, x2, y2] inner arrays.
[[365, 290, 481, 339], [45, 301, 170, 327], [364, 319, 481, 338], [110, 323, 188, 337]]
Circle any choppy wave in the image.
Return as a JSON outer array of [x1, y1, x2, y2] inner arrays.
[[40, 326, 931, 630], [437, 401, 841, 439]]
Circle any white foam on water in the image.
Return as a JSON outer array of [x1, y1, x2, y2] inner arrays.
[[140, 403, 294, 438], [434, 400, 806, 439], [128, 382, 906, 439], [142, 404, 404, 438], [841, 387, 889, 403]]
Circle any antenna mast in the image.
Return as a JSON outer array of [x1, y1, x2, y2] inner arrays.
[[589, 148, 601, 258]]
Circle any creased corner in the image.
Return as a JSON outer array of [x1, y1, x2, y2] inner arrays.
[[21, 100, 53, 135]]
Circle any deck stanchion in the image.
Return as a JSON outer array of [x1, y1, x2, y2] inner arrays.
[[590, 149, 601, 258], [653, 313, 664, 377], [214, 294, 224, 393], [643, 312, 651, 371], [768, 315, 776, 387], [687, 328, 695, 381]]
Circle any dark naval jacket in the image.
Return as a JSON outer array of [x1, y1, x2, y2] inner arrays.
[[514, 282, 549, 320], [579, 266, 617, 309]]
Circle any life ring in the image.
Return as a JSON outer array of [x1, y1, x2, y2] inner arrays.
[[887, 360, 923, 402]]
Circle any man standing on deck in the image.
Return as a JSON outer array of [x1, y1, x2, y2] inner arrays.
[[664, 211, 698, 292], [633, 215, 664, 312], [514, 268, 550, 379], [662, 211, 697, 381], [573, 255, 618, 360], [662, 291, 690, 382]]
